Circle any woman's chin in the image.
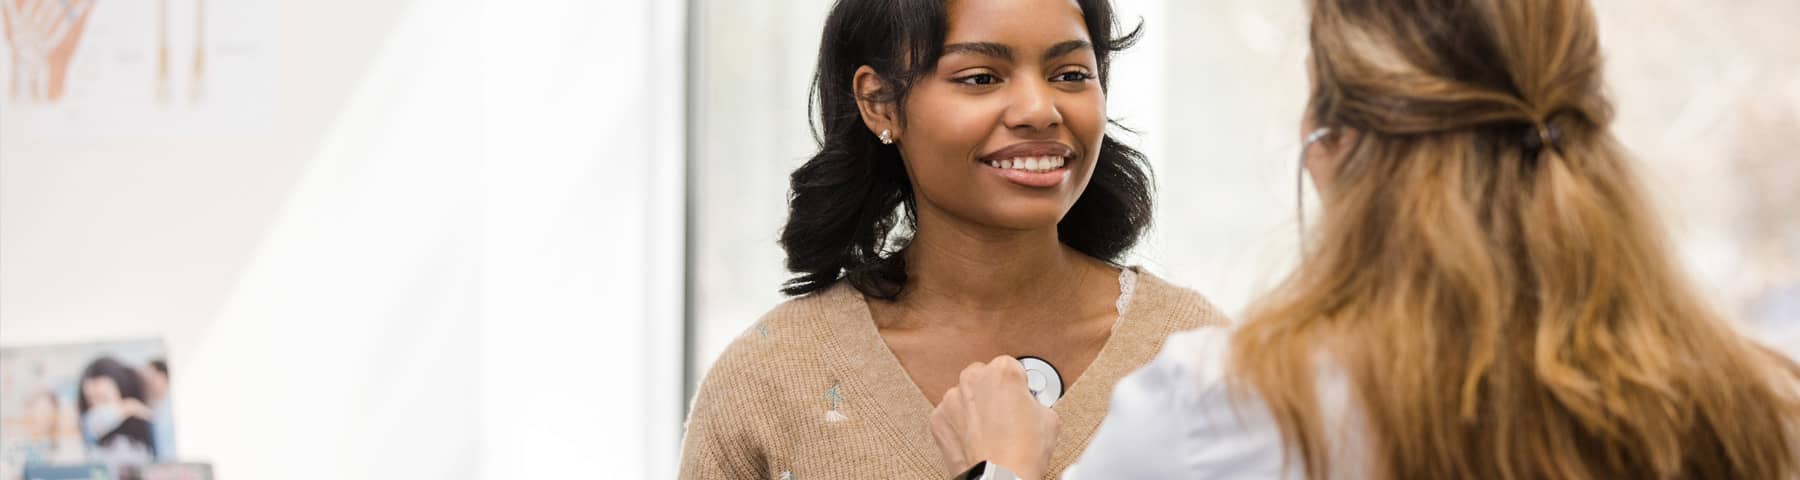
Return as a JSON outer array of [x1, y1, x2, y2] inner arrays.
[[970, 207, 1074, 233]]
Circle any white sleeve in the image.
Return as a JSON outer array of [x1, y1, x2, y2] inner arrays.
[[1065, 328, 1295, 479]]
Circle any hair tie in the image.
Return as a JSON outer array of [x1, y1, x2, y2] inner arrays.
[[1523, 122, 1563, 152]]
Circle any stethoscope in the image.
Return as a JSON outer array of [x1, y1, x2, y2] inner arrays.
[[1017, 356, 1064, 408]]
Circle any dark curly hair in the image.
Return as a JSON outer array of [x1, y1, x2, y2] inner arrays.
[[780, 0, 1153, 300]]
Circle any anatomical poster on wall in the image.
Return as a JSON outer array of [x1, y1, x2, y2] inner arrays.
[[0, 0, 278, 141]]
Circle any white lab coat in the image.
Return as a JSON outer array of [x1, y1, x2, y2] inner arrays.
[[1065, 328, 1366, 479]]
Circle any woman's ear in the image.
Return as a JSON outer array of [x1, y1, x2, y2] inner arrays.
[[1304, 126, 1360, 194], [853, 66, 899, 142], [1325, 127, 1360, 157]]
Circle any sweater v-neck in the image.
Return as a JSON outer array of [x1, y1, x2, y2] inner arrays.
[[818, 268, 1155, 474]]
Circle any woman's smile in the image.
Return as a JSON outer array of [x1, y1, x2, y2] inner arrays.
[[979, 141, 1075, 188]]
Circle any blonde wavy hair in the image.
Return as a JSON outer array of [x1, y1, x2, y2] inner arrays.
[[1230, 0, 1800, 478]]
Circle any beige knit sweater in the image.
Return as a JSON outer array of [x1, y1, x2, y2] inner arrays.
[[678, 269, 1227, 479]]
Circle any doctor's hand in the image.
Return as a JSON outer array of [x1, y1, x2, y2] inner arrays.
[[929, 355, 1059, 479]]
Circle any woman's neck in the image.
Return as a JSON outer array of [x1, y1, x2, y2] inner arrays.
[[893, 211, 1102, 329]]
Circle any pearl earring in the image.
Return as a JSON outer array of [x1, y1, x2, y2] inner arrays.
[[879, 129, 893, 144]]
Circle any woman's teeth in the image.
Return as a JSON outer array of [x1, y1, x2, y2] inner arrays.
[[984, 156, 1066, 173]]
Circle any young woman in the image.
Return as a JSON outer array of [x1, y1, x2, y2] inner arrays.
[[78, 357, 158, 464], [678, 0, 1227, 478], [929, 0, 1800, 478]]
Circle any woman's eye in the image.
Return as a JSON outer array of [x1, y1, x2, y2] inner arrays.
[[1054, 71, 1094, 82], [955, 74, 1001, 86]]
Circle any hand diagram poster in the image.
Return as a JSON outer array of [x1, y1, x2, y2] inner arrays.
[[0, 0, 277, 141]]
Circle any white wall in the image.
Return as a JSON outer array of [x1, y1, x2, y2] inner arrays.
[[0, 0, 686, 478], [478, 0, 686, 478]]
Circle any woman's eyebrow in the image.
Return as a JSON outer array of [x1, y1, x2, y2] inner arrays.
[[943, 42, 1013, 60], [941, 39, 1092, 63], [1041, 40, 1092, 62]]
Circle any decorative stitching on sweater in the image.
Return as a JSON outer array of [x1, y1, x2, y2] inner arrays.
[[824, 383, 849, 423]]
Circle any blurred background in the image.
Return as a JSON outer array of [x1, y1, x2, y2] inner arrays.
[[1, 0, 1794, 479]]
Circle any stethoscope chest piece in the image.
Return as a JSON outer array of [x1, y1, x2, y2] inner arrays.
[[1017, 356, 1064, 408]]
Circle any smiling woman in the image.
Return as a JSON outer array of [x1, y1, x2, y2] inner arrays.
[[781, 0, 1153, 302], [676, 0, 1227, 478]]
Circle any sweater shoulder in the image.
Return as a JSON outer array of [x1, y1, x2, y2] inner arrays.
[[700, 284, 860, 385], [1130, 269, 1232, 332]]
